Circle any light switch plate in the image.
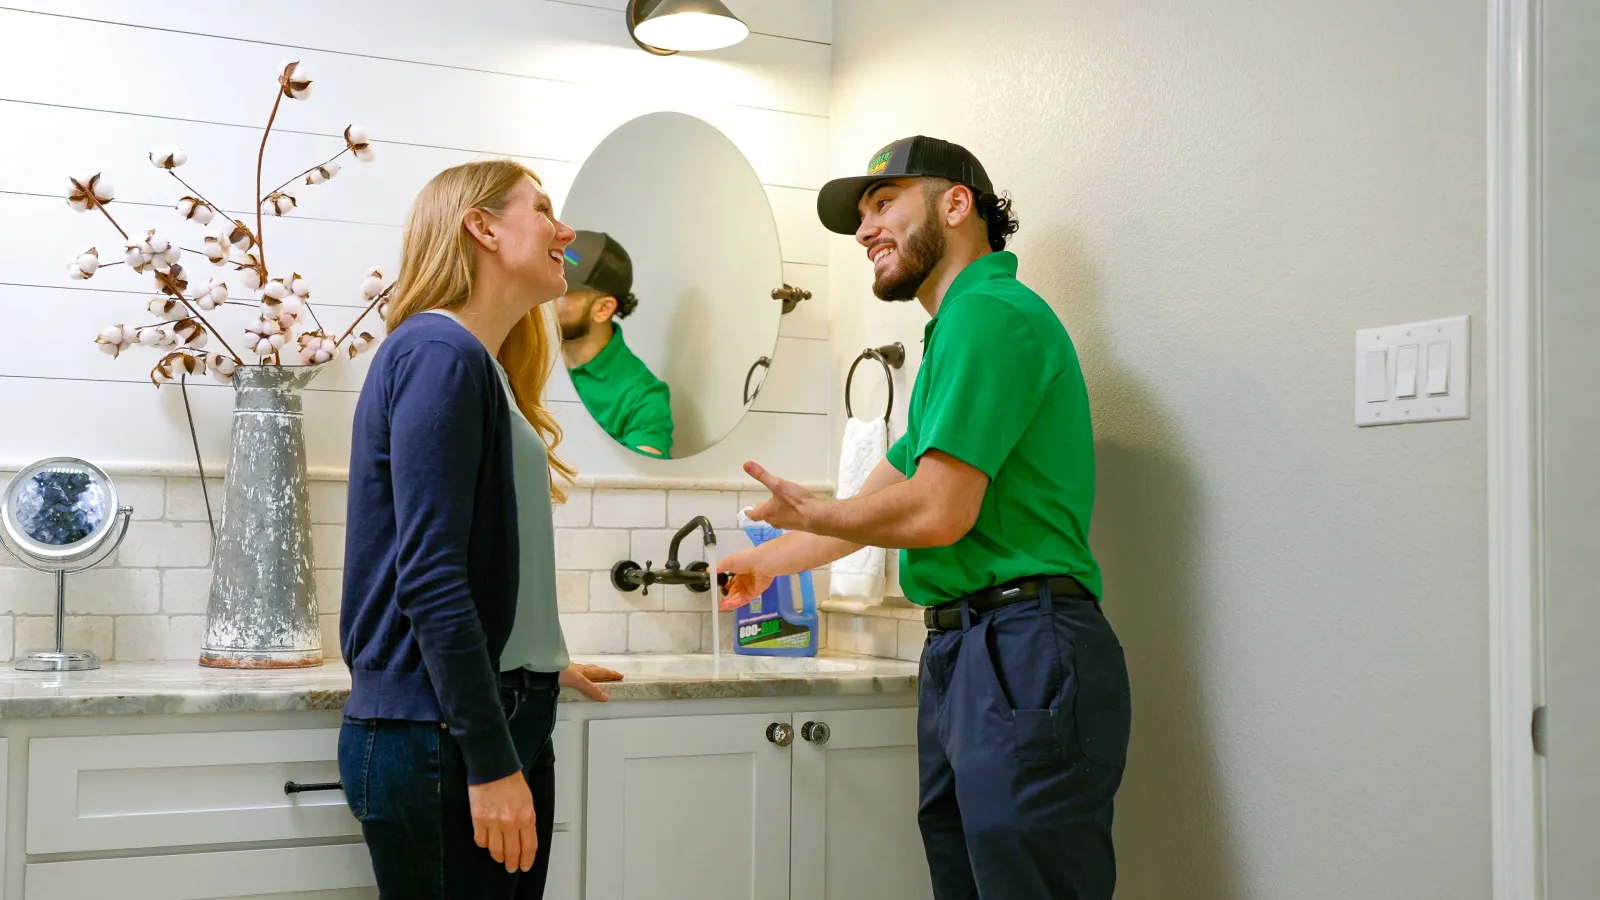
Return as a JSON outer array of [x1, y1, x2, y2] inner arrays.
[[1354, 315, 1469, 426]]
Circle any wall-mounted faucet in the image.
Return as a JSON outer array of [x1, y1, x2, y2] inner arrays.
[[611, 516, 717, 595]]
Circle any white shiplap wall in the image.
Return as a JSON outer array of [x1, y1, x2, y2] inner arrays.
[[0, 0, 834, 482]]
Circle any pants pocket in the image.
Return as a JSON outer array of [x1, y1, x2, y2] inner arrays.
[[336, 718, 374, 822], [1011, 708, 1064, 763], [1073, 643, 1132, 768]]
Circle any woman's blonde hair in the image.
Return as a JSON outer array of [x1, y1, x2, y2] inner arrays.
[[386, 159, 577, 502]]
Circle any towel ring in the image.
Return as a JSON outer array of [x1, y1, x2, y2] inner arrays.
[[845, 343, 906, 421], [744, 356, 771, 405]]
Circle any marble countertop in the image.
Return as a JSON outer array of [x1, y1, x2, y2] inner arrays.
[[0, 653, 919, 719]]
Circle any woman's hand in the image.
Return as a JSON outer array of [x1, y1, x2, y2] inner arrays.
[[717, 545, 777, 611], [468, 772, 537, 873], [560, 663, 621, 701]]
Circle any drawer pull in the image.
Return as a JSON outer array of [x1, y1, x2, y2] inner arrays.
[[283, 780, 344, 795]]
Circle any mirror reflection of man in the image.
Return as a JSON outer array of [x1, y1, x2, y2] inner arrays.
[[556, 231, 674, 458]]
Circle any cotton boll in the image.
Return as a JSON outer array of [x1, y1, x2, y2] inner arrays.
[[69, 263, 89, 280], [313, 348, 332, 364], [243, 320, 263, 337], [278, 312, 297, 330], [125, 246, 146, 268], [239, 267, 263, 291], [210, 282, 228, 304], [260, 317, 281, 336], [322, 160, 340, 179], [353, 145, 375, 163], [171, 148, 187, 167], [119, 324, 138, 345], [67, 196, 90, 212], [148, 236, 170, 254], [176, 197, 197, 218], [97, 340, 119, 356], [290, 275, 310, 297], [319, 337, 336, 354], [305, 170, 325, 186], [92, 179, 114, 202], [151, 367, 172, 385], [254, 337, 274, 356], [263, 280, 289, 301], [98, 325, 125, 345], [211, 355, 237, 376], [75, 251, 99, 274], [345, 125, 369, 145], [193, 205, 213, 226], [268, 333, 287, 350], [360, 273, 385, 298], [282, 296, 305, 316], [137, 327, 166, 346]]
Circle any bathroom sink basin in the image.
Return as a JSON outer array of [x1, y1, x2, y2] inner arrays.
[[573, 654, 861, 679]]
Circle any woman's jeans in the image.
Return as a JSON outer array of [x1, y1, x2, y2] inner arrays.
[[339, 669, 560, 899]]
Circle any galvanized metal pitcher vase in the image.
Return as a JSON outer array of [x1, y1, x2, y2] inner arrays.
[[200, 364, 326, 668]]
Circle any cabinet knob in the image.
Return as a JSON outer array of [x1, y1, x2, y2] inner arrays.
[[766, 722, 794, 747], [800, 721, 831, 745]]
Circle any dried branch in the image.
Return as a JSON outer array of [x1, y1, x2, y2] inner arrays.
[[335, 283, 393, 347], [255, 83, 287, 276], [266, 146, 351, 199], [166, 171, 241, 232]]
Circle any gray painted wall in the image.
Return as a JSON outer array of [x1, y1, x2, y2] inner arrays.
[[828, 2, 1491, 896]]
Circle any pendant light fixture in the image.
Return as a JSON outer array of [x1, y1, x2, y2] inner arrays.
[[626, 0, 750, 56]]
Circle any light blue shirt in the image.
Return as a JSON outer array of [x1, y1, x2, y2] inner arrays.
[[493, 360, 570, 674], [420, 310, 568, 673]]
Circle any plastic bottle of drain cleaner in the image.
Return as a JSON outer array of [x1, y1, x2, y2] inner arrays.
[[730, 513, 818, 657]]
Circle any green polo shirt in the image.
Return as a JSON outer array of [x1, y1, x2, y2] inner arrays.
[[887, 251, 1102, 605], [569, 324, 674, 458]]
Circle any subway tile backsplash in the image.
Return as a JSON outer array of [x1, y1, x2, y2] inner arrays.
[[0, 477, 908, 664]]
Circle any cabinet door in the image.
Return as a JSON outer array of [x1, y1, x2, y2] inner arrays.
[[586, 713, 791, 900], [791, 708, 932, 900]]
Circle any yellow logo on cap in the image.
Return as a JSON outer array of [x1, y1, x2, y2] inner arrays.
[[867, 150, 894, 175]]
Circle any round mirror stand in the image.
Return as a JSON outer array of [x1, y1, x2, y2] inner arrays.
[[1, 459, 136, 672]]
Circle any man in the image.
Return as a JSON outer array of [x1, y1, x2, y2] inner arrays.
[[557, 231, 674, 458], [717, 137, 1132, 899]]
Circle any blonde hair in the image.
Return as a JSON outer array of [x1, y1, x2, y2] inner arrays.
[[386, 160, 577, 502]]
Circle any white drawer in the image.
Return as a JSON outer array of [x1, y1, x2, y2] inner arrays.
[[25, 844, 377, 899], [28, 729, 358, 854]]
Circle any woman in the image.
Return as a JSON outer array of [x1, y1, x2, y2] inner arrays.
[[339, 159, 618, 899]]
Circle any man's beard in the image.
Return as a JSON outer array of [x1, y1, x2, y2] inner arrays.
[[560, 299, 595, 341], [872, 211, 946, 302], [560, 318, 589, 342]]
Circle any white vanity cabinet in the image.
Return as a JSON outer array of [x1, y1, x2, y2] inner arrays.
[[0, 663, 921, 900], [584, 706, 931, 900]]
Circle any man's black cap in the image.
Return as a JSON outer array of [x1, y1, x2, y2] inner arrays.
[[563, 231, 633, 299], [816, 136, 993, 236]]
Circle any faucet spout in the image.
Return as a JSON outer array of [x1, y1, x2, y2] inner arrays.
[[667, 516, 716, 570], [611, 516, 719, 597]]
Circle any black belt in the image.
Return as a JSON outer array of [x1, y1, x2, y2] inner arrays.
[[924, 576, 1095, 633]]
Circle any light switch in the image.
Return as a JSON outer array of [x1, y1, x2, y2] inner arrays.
[[1426, 341, 1450, 395], [1355, 315, 1469, 426], [1365, 349, 1388, 402], [1395, 345, 1420, 398]]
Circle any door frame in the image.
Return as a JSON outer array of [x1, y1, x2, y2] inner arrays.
[[1487, 0, 1544, 897]]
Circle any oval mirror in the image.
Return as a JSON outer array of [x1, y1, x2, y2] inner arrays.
[[557, 112, 783, 459]]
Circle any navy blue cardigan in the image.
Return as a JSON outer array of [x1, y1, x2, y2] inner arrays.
[[341, 312, 522, 785]]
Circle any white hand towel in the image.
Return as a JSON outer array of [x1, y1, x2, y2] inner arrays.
[[830, 416, 889, 599]]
